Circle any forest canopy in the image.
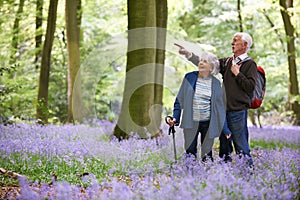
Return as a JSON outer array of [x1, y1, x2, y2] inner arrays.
[[0, 0, 299, 126]]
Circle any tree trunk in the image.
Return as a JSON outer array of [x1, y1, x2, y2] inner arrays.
[[154, 0, 168, 137], [279, 0, 300, 125], [113, 0, 167, 139], [10, 0, 25, 65], [66, 0, 82, 123], [35, 0, 43, 69], [36, 0, 58, 124]]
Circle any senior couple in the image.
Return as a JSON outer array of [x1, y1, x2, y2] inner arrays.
[[167, 32, 257, 166]]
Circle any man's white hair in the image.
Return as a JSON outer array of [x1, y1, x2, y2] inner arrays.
[[234, 32, 253, 52]]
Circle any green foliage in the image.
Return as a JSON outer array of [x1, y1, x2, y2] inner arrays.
[[174, 0, 300, 124], [36, 98, 50, 124], [94, 58, 125, 121], [0, 65, 20, 108], [0, 153, 110, 187], [0, 135, 297, 188], [0, 0, 299, 124], [251, 140, 299, 150], [0, 0, 127, 123], [178, 0, 239, 56], [0, 61, 37, 123]]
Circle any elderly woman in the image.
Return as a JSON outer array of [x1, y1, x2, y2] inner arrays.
[[168, 51, 230, 162]]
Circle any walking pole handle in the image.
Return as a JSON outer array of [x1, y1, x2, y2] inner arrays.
[[165, 116, 177, 135], [165, 116, 178, 161]]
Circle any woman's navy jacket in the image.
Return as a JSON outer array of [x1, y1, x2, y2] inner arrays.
[[173, 71, 230, 138]]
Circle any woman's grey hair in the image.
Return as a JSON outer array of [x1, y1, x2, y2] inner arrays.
[[234, 32, 253, 52], [199, 51, 220, 76]]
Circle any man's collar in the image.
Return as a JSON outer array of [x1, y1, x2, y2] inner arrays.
[[235, 53, 248, 61]]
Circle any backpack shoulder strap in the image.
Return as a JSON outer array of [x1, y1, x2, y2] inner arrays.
[[225, 56, 253, 66], [240, 57, 253, 63], [225, 57, 233, 67]]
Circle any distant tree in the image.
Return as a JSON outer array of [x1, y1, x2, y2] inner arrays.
[[0, 1, 3, 13], [36, 0, 58, 123], [113, 0, 167, 139], [262, 9, 285, 53], [66, 0, 82, 123], [35, 0, 43, 69], [237, 0, 243, 32], [10, 0, 25, 65], [279, 0, 300, 125]]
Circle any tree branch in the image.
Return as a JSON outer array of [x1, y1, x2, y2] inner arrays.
[[0, 167, 26, 179]]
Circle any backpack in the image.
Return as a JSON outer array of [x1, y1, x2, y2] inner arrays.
[[225, 57, 266, 109], [251, 65, 266, 109]]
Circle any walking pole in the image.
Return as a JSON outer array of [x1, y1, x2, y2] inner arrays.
[[165, 116, 178, 162]]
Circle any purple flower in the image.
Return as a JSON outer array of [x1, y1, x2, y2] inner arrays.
[[1, 122, 299, 199]]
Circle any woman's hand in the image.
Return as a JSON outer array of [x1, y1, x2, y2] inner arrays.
[[167, 117, 177, 127]]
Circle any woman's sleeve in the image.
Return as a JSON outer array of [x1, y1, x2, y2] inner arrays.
[[222, 119, 231, 135], [172, 76, 186, 123]]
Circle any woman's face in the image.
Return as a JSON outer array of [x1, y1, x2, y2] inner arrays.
[[198, 58, 212, 74]]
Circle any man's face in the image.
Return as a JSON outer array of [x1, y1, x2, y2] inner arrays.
[[231, 35, 247, 56]]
